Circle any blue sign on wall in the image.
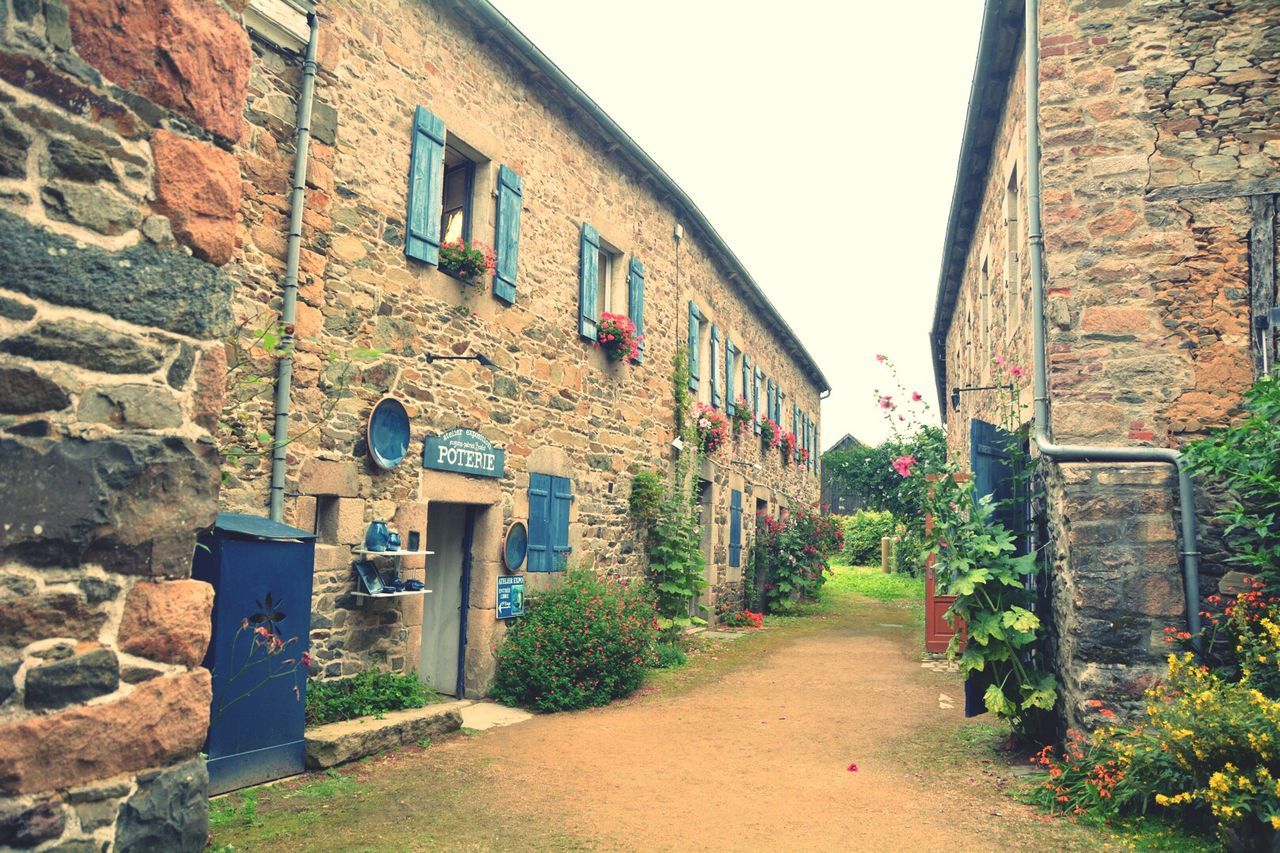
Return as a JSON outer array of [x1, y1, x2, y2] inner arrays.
[[497, 575, 525, 619], [423, 428, 505, 478]]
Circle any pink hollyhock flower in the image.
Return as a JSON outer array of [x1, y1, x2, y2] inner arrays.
[[875, 354, 886, 363], [994, 354, 1006, 368], [879, 395, 893, 409], [1010, 365, 1026, 379], [847, 762, 859, 772], [911, 391, 922, 402], [892, 454, 917, 478]]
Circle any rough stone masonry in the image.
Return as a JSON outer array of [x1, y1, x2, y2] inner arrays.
[[0, 0, 250, 848]]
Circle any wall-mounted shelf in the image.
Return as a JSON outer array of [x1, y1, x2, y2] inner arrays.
[[353, 548, 434, 557], [352, 589, 431, 599]]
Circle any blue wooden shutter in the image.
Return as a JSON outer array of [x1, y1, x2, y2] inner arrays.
[[741, 354, 751, 415], [729, 489, 742, 568], [710, 325, 722, 408], [550, 475, 573, 571], [970, 418, 1021, 542], [724, 342, 736, 415], [493, 164, 522, 303], [753, 367, 762, 433], [627, 257, 645, 362], [792, 402, 800, 458], [527, 473, 551, 572], [406, 106, 445, 264], [579, 223, 600, 340], [687, 301, 701, 392]]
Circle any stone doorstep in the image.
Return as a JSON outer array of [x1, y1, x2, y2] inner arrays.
[[304, 701, 467, 770]]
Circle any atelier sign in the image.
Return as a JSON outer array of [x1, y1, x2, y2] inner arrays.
[[497, 575, 525, 619], [422, 428, 505, 478]]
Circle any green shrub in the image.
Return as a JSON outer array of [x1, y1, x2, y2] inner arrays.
[[629, 470, 664, 527], [892, 526, 927, 576], [305, 669, 435, 727], [492, 568, 657, 712], [652, 642, 687, 669], [841, 509, 897, 565], [756, 506, 844, 612]]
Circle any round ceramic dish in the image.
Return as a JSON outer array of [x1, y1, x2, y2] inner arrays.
[[503, 520, 529, 572], [367, 397, 410, 470]]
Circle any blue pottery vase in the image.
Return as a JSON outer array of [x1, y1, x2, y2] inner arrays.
[[364, 520, 390, 552], [386, 531, 402, 552]]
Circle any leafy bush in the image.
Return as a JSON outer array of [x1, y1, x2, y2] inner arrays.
[[652, 642, 686, 669], [629, 470, 664, 527], [841, 509, 898, 564], [305, 669, 435, 727], [1183, 376, 1280, 589], [718, 610, 763, 629], [756, 506, 844, 612], [492, 568, 657, 712], [892, 525, 927, 576]]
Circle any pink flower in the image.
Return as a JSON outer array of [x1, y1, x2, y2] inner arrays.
[[879, 395, 894, 410], [300, 651, 313, 668], [892, 454, 917, 478], [847, 762, 859, 772], [875, 354, 886, 363], [1010, 365, 1026, 379], [994, 354, 1007, 368], [911, 391, 922, 402]]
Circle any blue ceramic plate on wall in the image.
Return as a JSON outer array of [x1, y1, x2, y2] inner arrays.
[[367, 397, 410, 470], [503, 520, 528, 572]]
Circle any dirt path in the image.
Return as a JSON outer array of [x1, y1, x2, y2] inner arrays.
[[213, 584, 1121, 852]]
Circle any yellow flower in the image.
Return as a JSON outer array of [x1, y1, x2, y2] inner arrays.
[[1271, 815, 1280, 830]]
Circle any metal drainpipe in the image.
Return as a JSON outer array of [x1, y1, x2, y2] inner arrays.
[[1024, 0, 1202, 650], [268, 12, 320, 522]]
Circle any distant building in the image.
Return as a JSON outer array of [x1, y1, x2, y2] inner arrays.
[[820, 433, 865, 515]]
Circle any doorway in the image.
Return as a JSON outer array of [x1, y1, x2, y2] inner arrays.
[[420, 503, 475, 697]]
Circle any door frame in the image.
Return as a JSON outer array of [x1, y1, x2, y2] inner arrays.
[[454, 506, 476, 699]]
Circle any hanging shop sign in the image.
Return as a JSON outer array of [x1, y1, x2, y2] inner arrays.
[[423, 428, 504, 478], [497, 575, 525, 619]]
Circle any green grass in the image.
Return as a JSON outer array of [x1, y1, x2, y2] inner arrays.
[[826, 561, 925, 602]]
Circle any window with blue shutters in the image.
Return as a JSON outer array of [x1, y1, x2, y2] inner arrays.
[[687, 301, 701, 392], [528, 473, 573, 572], [579, 223, 601, 341], [406, 106, 445, 265], [729, 489, 743, 568], [710, 325, 722, 408], [627, 257, 645, 362], [493, 164, 522, 304], [725, 342, 737, 415]]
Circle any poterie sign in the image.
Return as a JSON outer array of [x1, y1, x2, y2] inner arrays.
[[423, 428, 504, 478]]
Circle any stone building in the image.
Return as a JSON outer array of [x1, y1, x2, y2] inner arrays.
[[931, 0, 1279, 727], [0, 0, 251, 847], [219, 0, 828, 699], [820, 433, 866, 515]]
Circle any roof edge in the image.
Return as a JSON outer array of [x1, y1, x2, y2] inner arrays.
[[453, 0, 831, 394], [929, 0, 1023, 415]]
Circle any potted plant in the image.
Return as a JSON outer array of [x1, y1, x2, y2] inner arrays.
[[730, 397, 752, 437], [758, 415, 780, 450], [694, 403, 729, 453], [779, 431, 797, 461], [798, 446, 811, 467], [438, 238, 496, 283], [597, 312, 641, 363]]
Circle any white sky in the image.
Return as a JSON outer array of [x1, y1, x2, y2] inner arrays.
[[492, 0, 986, 447]]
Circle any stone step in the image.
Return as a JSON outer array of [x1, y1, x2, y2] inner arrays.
[[304, 700, 466, 770]]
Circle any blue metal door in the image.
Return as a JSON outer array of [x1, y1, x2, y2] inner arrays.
[[192, 513, 316, 794]]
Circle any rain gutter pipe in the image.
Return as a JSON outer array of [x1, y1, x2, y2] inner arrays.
[[1024, 0, 1201, 650], [268, 11, 320, 523]]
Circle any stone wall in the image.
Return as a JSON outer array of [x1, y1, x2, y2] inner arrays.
[[218, 1, 824, 689], [942, 0, 1278, 729], [0, 0, 249, 848]]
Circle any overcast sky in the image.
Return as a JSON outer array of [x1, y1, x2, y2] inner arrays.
[[492, 0, 985, 447]]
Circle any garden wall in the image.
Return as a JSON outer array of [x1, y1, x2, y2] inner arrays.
[[0, 0, 250, 848]]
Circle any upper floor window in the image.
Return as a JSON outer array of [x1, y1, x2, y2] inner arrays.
[[440, 145, 476, 245]]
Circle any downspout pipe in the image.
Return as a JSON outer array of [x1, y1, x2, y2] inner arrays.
[[1024, 0, 1202, 650], [268, 12, 320, 522]]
